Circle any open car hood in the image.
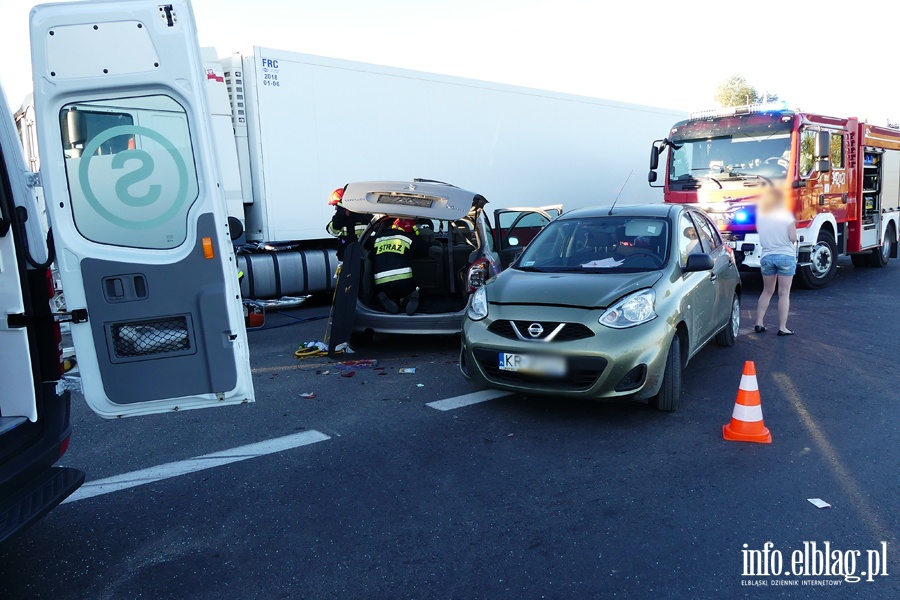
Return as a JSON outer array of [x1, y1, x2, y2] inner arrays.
[[341, 181, 485, 220]]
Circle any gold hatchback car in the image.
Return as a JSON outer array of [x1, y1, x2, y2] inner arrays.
[[460, 204, 741, 410]]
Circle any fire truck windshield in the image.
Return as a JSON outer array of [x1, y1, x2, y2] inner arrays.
[[668, 114, 793, 187]]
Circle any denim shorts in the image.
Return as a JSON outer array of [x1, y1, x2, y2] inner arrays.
[[760, 254, 796, 276]]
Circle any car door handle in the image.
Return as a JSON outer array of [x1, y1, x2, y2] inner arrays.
[[709, 273, 717, 282]]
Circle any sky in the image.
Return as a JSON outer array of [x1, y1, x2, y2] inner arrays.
[[2, 0, 899, 124]]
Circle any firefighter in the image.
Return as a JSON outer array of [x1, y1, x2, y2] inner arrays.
[[372, 218, 427, 315], [326, 187, 370, 261]]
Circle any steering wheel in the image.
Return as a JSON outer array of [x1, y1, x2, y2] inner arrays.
[[617, 248, 664, 267]]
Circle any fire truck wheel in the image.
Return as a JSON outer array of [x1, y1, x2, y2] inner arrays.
[[798, 231, 837, 289], [650, 334, 682, 412], [867, 224, 894, 268], [715, 293, 740, 347]]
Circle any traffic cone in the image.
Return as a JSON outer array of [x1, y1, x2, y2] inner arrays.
[[722, 361, 772, 443]]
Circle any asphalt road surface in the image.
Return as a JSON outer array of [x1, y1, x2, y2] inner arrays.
[[1, 258, 898, 599]]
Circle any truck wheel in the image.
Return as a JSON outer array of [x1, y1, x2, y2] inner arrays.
[[715, 293, 740, 347], [867, 224, 895, 268], [798, 231, 837, 289], [650, 334, 682, 412]]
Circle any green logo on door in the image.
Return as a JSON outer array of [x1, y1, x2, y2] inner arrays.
[[78, 125, 189, 230]]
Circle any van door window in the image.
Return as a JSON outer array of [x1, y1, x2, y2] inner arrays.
[[58, 95, 199, 250]]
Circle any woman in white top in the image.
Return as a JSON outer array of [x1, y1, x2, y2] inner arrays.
[[754, 187, 798, 336]]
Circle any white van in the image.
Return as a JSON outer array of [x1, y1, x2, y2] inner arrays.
[[1, 0, 255, 542]]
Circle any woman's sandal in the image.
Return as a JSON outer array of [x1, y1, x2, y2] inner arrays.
[[754, 325, 766, 333], [777, 329, 794, 336]]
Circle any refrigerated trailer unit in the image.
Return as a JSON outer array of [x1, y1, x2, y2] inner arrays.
[[203, 48, 685, 298]]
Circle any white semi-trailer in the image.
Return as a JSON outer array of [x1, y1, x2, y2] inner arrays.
[[18, 46, 685, 298]]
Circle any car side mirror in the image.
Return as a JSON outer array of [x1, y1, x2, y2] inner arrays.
[[507, 236, 519, 247], [683, 253, 714, 273]]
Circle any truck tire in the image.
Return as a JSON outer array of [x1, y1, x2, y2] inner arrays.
[[798, 231, 837, 289], [649, 334, 682, 412], [850, 254, 869, 268], [867, 224, 895, 268]]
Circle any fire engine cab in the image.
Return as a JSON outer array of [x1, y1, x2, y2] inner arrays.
[[648, 102, 900, 288]]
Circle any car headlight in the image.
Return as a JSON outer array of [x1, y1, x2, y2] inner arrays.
[[599, 289, 657, 329], [467, 286, 489, 321]]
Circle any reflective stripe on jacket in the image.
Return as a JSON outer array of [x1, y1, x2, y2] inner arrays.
[[374, 266, 413, 284]]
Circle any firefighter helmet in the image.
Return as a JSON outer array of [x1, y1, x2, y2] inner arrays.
[[329, 188, 344, 206], [392, 218, 417, 233]]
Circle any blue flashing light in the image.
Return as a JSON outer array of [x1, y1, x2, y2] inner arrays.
[[733, 210, 750, 224]]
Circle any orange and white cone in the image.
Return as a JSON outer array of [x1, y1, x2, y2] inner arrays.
[[722, 361, 772, 444]]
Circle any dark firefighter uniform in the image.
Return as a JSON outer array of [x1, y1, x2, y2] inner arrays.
[[373, 219, 428, 314]]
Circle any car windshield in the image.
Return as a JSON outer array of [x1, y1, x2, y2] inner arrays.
[[515, 216, 669, 273], [668, 113, 793, 187]]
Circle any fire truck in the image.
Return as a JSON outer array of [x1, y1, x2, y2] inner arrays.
[[647, 102, 900, 288]]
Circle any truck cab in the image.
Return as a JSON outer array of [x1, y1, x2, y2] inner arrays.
[[649, 102, 900, 289]]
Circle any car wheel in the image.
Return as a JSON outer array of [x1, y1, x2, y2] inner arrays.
[[650, 334, 682, 412], [798, 231, 837, 289], [715, 293, 740, 347]]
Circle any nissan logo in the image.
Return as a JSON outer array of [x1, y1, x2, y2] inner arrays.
[[527, 323, 544, 338], [405, 184, 417, 191]]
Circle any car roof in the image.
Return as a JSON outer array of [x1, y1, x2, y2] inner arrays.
[[341, 180, 484, 221], [559, 203, 681, 220]]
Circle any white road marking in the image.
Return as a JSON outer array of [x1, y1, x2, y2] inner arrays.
[[427, 389, 510, 411], [63, 430, 330, 504]]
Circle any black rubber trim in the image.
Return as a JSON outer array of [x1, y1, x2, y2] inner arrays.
[[271, 252, 283, 299], [0, 466, 85, 544], [243, 255, 255, 300], [299, 251, 309, 295]]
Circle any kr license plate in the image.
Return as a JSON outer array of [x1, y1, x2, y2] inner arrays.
[[498, 352, 567, 377]]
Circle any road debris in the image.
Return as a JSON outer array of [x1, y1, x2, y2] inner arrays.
[[300, 392, 316, 399], [399, 368, 417, 374], [807, 498, 832, 509], [334, 359, 378, 371]]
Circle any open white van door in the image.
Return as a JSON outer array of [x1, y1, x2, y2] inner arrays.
[[29, 1, 254, 418]]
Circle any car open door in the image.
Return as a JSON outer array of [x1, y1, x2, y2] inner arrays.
[[29, 0, 254, 418], [493, 206, 561, 269]]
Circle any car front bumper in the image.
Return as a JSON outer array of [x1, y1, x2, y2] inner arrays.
[[461, 304, 674, 401]]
